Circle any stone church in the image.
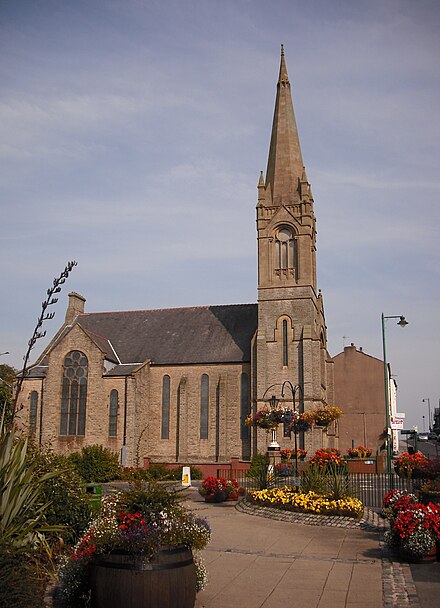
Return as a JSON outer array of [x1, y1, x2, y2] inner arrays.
[[17, 48, 336, 470]]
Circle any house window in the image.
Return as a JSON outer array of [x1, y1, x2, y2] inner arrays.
[[275, 226, 297, 275], [109, 389, 118, 437], [161, 375, 171, 440], [240, 373, 249, 440], [29, 391, 38, 435], [200, 374, 209, 439], [60, 350, 88, 436]]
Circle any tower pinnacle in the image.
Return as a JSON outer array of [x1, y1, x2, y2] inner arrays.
[[265, 46, 304, 206]]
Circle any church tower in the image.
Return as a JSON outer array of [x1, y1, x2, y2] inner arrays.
[[254, 46, 335, 451]]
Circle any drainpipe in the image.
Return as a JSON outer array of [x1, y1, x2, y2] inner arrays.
[[121, 376, 128, 465]]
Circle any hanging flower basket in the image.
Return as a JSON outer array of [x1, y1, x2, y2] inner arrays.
[[245, 407, 296, 430], [291, 415, 312, 434], [304, 406, 342, 427]]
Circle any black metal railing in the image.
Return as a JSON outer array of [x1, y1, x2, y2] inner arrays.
[[217, 469, 418, 508]]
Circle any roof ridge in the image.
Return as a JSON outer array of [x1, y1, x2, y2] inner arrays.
[[80, 303, 257, 316]]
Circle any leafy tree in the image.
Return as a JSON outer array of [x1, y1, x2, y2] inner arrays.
[[0, 364, 16, 426]]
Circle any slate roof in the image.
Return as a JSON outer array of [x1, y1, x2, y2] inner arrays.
[[73, 304, 258, 367]]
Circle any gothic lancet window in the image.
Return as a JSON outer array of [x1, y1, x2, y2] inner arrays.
[[60, 350, 88, 436], [200, 374, 209, 439], [161, 375, 171, 440], [282, 319, 288, 367], [29, 391, 38, 435], [275, 226, 297, 278], [240, 373, 249, 440], [109, 390, 118, 437]]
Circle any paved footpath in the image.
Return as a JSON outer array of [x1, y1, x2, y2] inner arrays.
[[185, 489, 433, 608]]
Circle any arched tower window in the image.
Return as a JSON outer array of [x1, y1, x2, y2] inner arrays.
[[275, 225, 297, 277], [200, 374, 209, 439], [282, 319, 288, 366], [29, 391, 38, 435], [161, 375, 171, 440], [109, 389, 118, 437], [60, 350, 88, 436]]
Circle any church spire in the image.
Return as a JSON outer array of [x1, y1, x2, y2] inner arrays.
[[265, 45, 304, 206]]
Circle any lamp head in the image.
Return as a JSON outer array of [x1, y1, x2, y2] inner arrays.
[[269, 394, 279, 409], [397, 316, 408, 328]]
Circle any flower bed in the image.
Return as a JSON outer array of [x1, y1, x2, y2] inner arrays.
[[249, 487, 363, 519], [198, 476, 242, 501], [394, 452, 429, 478], [310, 448, 345, 468]]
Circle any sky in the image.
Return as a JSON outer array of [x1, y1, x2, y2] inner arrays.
[[1, 0, 439, 432]]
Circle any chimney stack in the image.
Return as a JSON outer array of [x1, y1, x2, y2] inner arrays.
[[65, 292, 86, 324]]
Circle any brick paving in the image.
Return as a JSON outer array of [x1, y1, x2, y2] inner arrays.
[[234, 496, 422, 608], [45, 490, 432, 607]]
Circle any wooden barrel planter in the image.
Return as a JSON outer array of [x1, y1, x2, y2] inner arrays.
[[91, 546, 196, 608]]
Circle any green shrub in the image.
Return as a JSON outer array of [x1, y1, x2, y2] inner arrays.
[[69, 444, 120, 483], [27, 444, 92, 545], [300, 461, 355, 501], [322, 462, 355, 501], [120, 464, 203, 482], [120, 466, 152, 482], [145, 463, 173, 480], [120, 479, 185, 517], [0, 543, 47, 608], [0, 415, 60, 549], [170, 465, 203, 480], [300, 462, 327, 495], [246, 452, 269, 490]]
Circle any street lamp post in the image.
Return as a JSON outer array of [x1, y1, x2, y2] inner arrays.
[[381, 313, 408, 475], [281, 380, 303, 482], [268, 394, 280, 450], [422, 398, 431, 432]]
